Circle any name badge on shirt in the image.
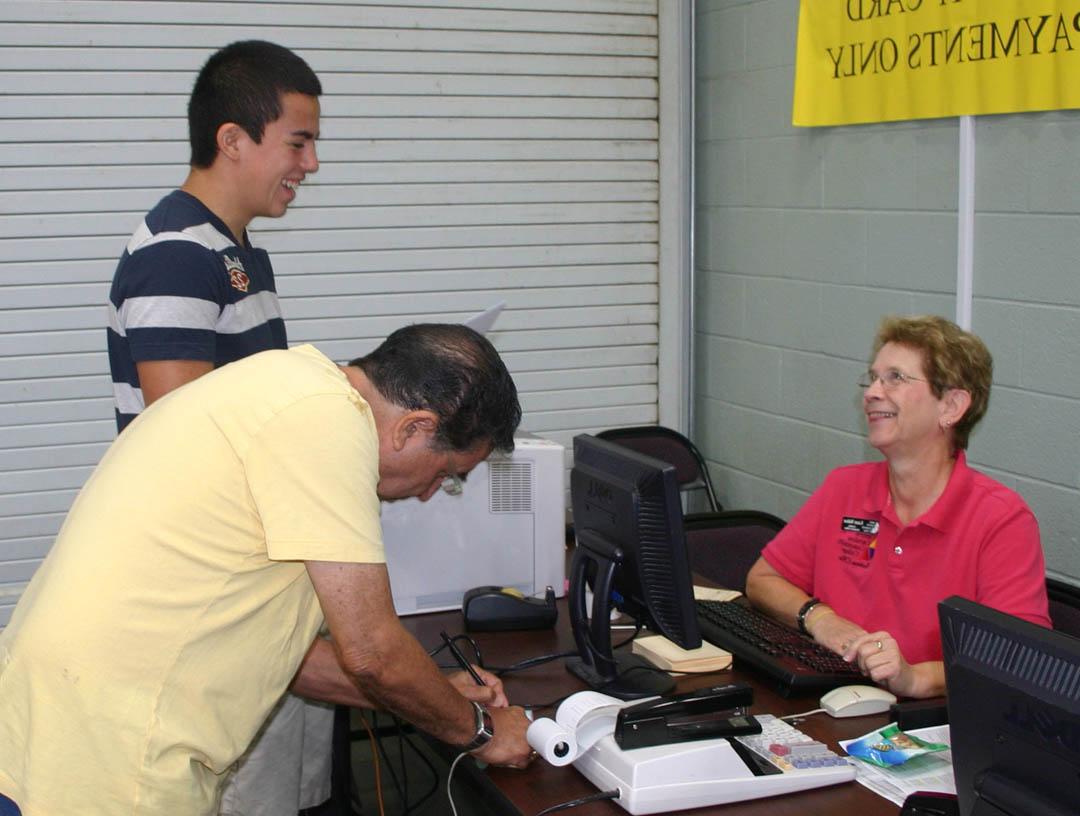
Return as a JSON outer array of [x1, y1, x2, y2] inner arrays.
[[841, 516, 879, 535]]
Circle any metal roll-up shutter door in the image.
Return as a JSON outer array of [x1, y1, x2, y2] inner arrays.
[[0, 0, 664, 626]]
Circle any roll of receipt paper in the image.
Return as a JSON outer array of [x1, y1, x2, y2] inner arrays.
[[526, 717, 577, 766], [525, 690, 627, 766]]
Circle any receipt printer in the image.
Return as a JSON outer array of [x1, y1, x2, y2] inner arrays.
[[462, 585, 558, 631]]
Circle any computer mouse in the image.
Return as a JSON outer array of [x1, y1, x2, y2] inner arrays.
[[820, 684, 897, 718]]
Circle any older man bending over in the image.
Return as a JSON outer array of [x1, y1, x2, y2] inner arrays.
[[0, 324, 532, 816]]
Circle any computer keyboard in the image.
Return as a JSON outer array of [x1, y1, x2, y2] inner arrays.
[[573, 713, 856, 814], [696, 600, 863, 696]]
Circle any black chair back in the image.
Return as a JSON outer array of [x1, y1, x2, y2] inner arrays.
[[596, 425, 720, 512], [683, 510, 785, 593], [1047, 577, 1080, 639]]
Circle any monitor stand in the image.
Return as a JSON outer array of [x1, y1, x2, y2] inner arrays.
[[565, 540, 675, 700], [565, 652, 674, 700]]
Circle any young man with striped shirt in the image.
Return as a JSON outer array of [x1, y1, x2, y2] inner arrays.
[[104, 40, 332, 815], [107, 40, 319, 432]]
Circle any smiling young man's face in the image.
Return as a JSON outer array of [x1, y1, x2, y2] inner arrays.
[[237, 91, 320, 222]]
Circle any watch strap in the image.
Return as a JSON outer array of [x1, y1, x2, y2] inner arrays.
[[796, 597, 821, 635], [460, 700, 494, 752]]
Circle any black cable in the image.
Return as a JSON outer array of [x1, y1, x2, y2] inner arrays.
[[601, 661, 673, 690], [386, 712, 440, 816], [576, 617, 641, 671], [430, 633, 485, 669], [532, 789, 620, 815], [482, 616, 639, 677], [397, 722, 441, 814], [370, 711, 407, 809], [453, 633, 485, 668], [396, 715, 408, 814], [487, 649, 579, 676]]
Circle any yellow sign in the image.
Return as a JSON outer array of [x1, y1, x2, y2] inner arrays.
[[793, 1, 1080, 126]]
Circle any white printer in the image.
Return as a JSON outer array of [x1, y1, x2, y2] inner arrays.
[[381, 434, 566, 616]]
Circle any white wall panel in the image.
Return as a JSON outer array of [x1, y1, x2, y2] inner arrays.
[[0, 0, 669, 623]]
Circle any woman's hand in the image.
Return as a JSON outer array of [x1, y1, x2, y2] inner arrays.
[[843, 631, 906, 688], [841, 632, 943, 698], [805, 605, 868, 655], [448, 666, 509, 707]]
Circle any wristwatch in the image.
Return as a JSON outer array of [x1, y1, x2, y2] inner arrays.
[[461, 701, 494, 752], [796, 597, 821, 635]]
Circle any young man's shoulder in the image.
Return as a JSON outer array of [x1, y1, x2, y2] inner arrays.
[[143, 189, 207, 231], [133, 191, 236, 253]]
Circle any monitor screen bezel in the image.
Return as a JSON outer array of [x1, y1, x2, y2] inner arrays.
[[940, 595, 1080, 816], [564, 434, 702, 698]]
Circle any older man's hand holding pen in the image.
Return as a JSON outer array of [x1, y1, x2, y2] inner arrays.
[[448, 665, 509, 707], [441, 630, 509, 707], [441, 631, 534, 768]]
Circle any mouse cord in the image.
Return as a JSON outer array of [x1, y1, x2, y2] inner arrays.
[[780, 707, 825, 721]]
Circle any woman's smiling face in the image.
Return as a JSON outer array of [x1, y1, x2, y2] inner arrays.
[[863, 342, 948, 458]]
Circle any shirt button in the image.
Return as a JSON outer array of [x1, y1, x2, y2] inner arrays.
[[894, 546, 903, 556]]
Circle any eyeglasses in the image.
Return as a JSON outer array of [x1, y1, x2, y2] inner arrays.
[[857, 369, 927, 390], [440, 474, 464, 496]]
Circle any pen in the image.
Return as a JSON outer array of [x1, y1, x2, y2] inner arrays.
[[440, 630, 485, 686]]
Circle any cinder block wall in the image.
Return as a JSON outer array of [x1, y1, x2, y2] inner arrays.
[[693, 0, 1080, 582]]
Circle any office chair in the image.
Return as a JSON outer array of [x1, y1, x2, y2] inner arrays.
[[1047, 576, 1080, 639], [682, 510, 786, 593], [596, 425, 721, 513]]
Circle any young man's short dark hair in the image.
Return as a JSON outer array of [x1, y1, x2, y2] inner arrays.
[[352, 324, 522, 453], [188, 40, 322, 168]]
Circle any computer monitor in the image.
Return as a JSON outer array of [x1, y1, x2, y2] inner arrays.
[[566, 434, 701, 699], [939, 596, 1080, 816]]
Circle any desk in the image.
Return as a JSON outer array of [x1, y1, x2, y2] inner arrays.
[[401, 601, 903, 816]]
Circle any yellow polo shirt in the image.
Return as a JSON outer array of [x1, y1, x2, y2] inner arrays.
[[0, 345, 384, 815]]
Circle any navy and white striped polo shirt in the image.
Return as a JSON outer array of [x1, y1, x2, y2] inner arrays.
[[107, 190, 287, 431]]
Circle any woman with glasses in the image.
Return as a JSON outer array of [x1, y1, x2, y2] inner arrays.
[[745, 315, 1050, 699]]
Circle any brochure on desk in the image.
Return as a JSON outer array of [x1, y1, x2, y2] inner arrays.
[[839, 724, 955, 807]]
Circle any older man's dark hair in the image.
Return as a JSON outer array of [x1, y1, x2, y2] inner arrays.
[[351, 324, 521, 453]]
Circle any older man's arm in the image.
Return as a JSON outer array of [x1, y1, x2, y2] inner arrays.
[[291, 637, 510, 709], [300, 560, 531, 768], [290, 638, 376, 708]]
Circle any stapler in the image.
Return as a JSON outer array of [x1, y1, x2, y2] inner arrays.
[[615, 682, 758, 750], [462, 585, 558, 631]]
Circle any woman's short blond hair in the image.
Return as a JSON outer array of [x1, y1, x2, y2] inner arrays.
[[872, 315, 993, 452]]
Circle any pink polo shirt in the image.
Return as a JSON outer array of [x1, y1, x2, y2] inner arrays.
[[761, 452, 1050, 664]]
